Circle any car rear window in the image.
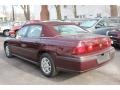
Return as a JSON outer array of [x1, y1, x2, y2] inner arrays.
[[54, 25, 86, 35]]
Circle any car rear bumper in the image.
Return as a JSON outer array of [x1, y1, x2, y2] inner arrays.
[[55, 47, 115, 72]]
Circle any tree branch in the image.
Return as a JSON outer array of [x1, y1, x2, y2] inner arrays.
[[20, 5, 26, 10]]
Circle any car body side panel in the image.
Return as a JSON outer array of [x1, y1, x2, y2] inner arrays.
[[7, 38, 22, 56], [17, 38, 40, 61]]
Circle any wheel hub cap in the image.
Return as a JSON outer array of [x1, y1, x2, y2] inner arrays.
[[5, 31, 9, 36], [5, 46, 10, 56], [41, 57, 51, 74]]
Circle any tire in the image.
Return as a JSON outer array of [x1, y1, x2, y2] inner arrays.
[[4, 43, 13, 58], [3, 30, 9, 37], [39, 53, 58, 77]]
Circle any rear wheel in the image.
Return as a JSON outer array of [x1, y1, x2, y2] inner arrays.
[[4, 44, 13, 58], [39, 53, 58, 77]]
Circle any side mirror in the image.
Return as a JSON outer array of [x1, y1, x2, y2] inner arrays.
[[95, 24, 101, 28], [10, 33, 16, 38]]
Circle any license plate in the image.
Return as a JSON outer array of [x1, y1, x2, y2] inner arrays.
[[97, 52, 110, 64]]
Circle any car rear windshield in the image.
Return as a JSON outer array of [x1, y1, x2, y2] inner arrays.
[[54, 25, 86, 35]]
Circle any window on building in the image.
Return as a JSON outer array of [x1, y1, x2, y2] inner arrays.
[[79, 15, 86, 18], [83, 15, 86, 18], [64, 5, 67, 8], [64, 16, 68, 19], [97, 13, 102, 17]]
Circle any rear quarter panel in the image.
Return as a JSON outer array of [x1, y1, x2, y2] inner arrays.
[[39, 38, 78, 56]]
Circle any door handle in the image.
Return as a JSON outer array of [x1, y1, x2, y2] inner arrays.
[[34, 42, 38, 45], [21, 44, 26, 47]]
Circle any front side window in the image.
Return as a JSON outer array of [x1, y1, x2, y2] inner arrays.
[[54, 25, 86, 35], [16, 26, 28, 38], [27, 25, 42, 38]]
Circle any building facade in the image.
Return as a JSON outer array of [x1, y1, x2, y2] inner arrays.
[[0, 5, 116, 21], [32, 5, 111, 20]]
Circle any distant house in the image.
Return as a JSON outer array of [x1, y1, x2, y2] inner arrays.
[[0, 14, 8, 22]]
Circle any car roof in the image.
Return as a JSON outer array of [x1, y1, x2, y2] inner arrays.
[[24, 20, 77, 26]]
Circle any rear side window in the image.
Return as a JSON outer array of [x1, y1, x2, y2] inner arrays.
[[54, 25, 86, 35], [27, 25, 42, 38]]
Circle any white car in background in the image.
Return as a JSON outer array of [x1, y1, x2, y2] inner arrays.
[[0, 22, 12, 36], [0, 21, 25, 36]]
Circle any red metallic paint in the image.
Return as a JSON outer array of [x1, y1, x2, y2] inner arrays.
[[4, 21, 115, 73], [9, 25, 21, 35]]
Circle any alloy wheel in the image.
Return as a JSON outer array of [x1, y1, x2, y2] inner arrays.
[[41, 57, 52, 75], [5, 45, 10, 57]]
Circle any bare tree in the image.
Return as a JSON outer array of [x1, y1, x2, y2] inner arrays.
[[2, 5, 7, 15], [40, 5, 49, 21], [55, 5, 62, 20], [110, 5, 118, 17], [73, 5, 77, 18], [20, 5, 30, 20], [1, 5, 8, 21], [12, 5, 15, 21]]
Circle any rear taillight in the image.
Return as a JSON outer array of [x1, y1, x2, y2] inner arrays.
[[86, 43, 93, 52], [72, 37, 111, 55], [72, 42, 86, 55], [72, 42, 94, 55], [102, 37, 111, 47]]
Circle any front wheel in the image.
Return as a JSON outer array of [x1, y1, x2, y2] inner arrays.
[[4, 44, 13, 58], [40, 53, 58, 77]]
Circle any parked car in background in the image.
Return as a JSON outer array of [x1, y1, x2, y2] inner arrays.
[[63, 18, 90, 26], [4, 21, 115, 77], [0, 21, 25, 36], [80, 17, 120, 35], [0, 21, 13, 36], [9, 21, 25, 37], [9, 25, 22, 37], [107, 29, 120, 47]]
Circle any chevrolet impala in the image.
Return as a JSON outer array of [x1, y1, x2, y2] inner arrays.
[[4, 21, 115, 77]]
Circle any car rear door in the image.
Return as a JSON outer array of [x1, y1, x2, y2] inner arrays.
[[19, 25, 43, 61]]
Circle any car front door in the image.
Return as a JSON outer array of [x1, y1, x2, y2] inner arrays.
[[10, 26, 29, 56], [19, 25, 43, 61]]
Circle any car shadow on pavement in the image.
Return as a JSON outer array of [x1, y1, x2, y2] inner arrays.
[[2, 54, 80, 82]]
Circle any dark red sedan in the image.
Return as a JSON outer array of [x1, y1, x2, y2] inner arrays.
[[4, 21, 115, 77]]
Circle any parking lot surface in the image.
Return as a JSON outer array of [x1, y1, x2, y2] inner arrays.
[[0, 36, 120, 85]]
